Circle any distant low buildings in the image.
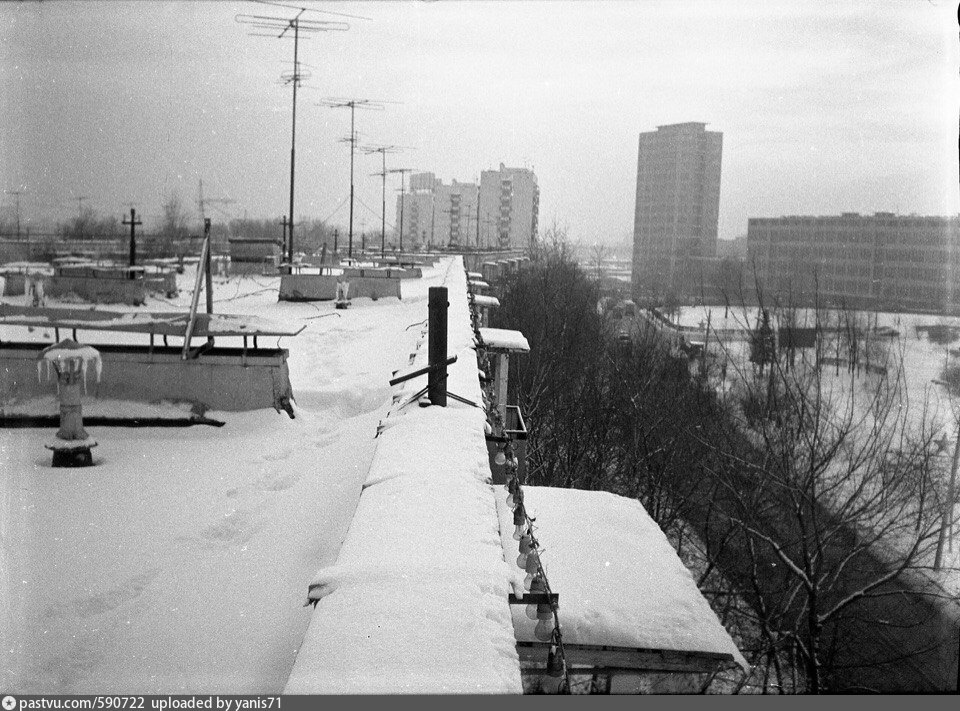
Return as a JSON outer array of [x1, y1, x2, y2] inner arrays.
[[397, 164, 539, 251], [746, 213, 960, 313]]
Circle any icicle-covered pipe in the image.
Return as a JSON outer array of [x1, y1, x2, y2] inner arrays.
[[37, 339, 102, 394]]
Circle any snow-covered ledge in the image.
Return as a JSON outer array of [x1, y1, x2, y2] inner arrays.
[[284, 257, 522, 694]]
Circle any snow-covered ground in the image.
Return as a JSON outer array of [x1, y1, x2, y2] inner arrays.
[[669, 304, 960, 588], [1, 260, 453, 693]]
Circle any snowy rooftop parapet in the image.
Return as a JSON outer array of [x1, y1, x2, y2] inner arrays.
[[495, 486, 748, 672], [285, 258, 522, 694], [0, 304, 305, 339], [479, 327, 530, 353]]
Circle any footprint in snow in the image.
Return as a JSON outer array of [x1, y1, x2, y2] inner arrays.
[[199, 509, 262, 544], [262, 448, 293, 463], [45, 568, 161, 620]]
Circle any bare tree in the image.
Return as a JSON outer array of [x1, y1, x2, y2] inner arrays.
[[702, 290, 951, 692], [159, 190, 190, 253]]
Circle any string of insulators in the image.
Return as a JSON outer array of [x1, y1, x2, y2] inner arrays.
[[504, 450, 571, 691], [469, 274, 571, 694]]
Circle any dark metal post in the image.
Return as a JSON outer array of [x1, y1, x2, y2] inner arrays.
[[204, 218, 214, 348], [428, 286, 448, 407], [348, 103, 355, 259], [288, 18, 299, 264], [381, 151, 386, 257], [122, 207, 141, 279]]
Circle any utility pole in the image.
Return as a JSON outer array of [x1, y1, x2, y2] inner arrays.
[[5, 190, 26, 238], [320, 98, 393, 260], [362, 144, 407, 258], [236, 8, 350, 265], [280, 215, 289, 260], [387, 168, 415, 254], [122, 208, 142, 273]]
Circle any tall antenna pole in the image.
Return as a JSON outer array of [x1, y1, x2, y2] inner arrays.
[[197, 178, 234, 227], [236, 7, 350, 266], [321, 98, 394, 260], [348, 102, 354, 258], [387, 167, 415, 254], [5, 190, 26, 238], [288, 14, 300, 263], [380, 151, 386, 256], [362, 143, 407, 258]]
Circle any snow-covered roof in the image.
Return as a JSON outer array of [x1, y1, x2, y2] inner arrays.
[[495, 486, 747, 669], [284, 259, 522, 694], [471, 294, 500, 309], [478, 327, 530, 353], [0, 304, 305, 338]]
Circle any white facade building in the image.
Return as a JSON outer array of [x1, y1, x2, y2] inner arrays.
[[396, 164, 539, 251], [479, 164, 539, 250]]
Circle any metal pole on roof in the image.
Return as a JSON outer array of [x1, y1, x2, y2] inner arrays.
[[428, 286, 448, 407], [320, 99, 395, 260], [204, 218, 215, 348], [182, 228, 211, 360], [122, 208, 142, 275], [235, 7, 353, 265]]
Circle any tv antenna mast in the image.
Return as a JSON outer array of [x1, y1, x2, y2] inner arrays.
[[362, 144, 410, 257], [319, 98, 396, 260], [387, 168, 416, 254], [4, 189, 27, 238], [197, 178, 235, 224], [236, 4, 351, 264], [73, 195, 90, 219]]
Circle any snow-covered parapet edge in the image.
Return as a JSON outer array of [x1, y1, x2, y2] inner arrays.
[[284, 257, 523, 694]]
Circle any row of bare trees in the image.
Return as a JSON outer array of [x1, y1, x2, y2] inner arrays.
[[492, 233, 958, 692]]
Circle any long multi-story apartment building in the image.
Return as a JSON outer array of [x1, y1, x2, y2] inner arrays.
[[632, 122, 723, 302], [397, 164, 538, 251], [747, 213, 960, 313]]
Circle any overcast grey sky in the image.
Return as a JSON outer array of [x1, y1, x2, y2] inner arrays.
[[2, 0, 957, 242]]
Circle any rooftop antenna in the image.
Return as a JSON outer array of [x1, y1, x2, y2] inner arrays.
[[387, 167, 416, 254], [73, 195, 90, 219], [319, 98, 396, 259], [363, 144, 410, 258], [236, 5, 350, 265], [4, 189, 27, 238], [197, 178, 235, 226]]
